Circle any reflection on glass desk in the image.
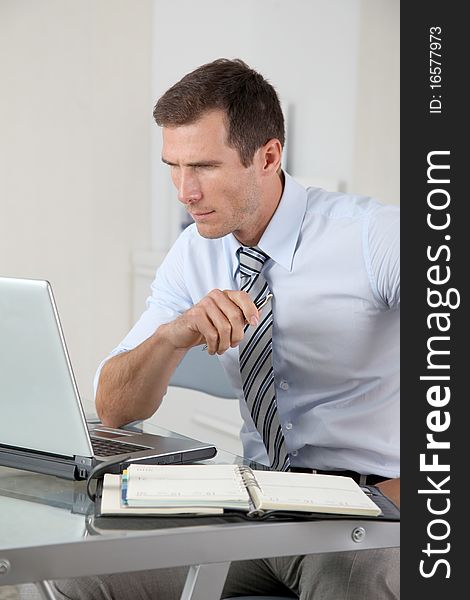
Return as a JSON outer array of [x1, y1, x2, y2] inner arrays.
[[0, 421, 258, 545], [0, 422, 399, 599]]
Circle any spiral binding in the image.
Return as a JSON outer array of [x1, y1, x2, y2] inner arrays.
[[238, 465, 265, 517]]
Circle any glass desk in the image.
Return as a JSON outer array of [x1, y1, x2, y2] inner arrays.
[[0, 421, 400, 600]]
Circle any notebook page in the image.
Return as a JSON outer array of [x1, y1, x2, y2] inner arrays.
[[100, 474, 223, 515], [252, 471, 381, 516], [124, 464, 250, 509]]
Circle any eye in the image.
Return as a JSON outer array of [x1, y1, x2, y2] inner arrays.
[[195, 164, 217, 171]]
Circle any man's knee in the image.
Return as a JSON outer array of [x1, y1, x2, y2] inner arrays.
[[51, 567, 189, 600], [51, 576, 109, 600], [347, 548, 399, 599], [296, 548, 399, 600]]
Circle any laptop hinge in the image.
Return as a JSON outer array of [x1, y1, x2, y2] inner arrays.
[[74, 455, 95, 480]]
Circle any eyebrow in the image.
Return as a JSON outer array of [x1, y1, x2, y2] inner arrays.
[[161, 157, 223, 167]]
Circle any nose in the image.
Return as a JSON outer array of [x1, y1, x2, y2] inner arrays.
[[177, 170, 202, 204]]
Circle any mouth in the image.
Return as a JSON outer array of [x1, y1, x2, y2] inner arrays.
[[190, 210, 215, 222]]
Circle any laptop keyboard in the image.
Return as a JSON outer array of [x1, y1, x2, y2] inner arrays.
[[91, 437, 150, 456]]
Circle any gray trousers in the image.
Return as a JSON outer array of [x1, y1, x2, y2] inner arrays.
[[51, 548, 399, 599]]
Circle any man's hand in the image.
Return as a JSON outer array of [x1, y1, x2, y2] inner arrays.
[[375, 477, 400, 509], [96, 288, 259, 427], [159, 289, 259, 355]]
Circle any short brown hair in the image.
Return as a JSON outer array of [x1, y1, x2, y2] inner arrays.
[[153, 58, 285, 167]]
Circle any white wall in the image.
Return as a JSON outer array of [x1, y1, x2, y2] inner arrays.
[[352, 0, 400, 203], [0, 0, 152, 402]]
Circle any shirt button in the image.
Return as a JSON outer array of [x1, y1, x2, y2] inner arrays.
[[291, 450, 298, 457], [280, 380, 289, 390], [285, 422, 293, 430]]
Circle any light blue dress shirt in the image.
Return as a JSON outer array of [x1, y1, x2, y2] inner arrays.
[[97, 173, 400, 477]]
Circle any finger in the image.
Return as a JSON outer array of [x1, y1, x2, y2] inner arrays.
[[223, 289, 259, 328], [185, 306, 220, 354], [204, 290, 245, 353], [214, 290, 250, 347]]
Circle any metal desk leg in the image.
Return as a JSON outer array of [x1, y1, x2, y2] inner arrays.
[[180, 562, 231, 600], [36, 581, 58, 600]]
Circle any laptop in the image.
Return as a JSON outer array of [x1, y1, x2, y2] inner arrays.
[[0, 276, 217, 480]]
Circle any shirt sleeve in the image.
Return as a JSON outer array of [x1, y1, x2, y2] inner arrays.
[[365, 204, 400, 309], [93, 226, 195, 397]]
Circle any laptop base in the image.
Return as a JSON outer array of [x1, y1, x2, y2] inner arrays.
[[0, 445, 83, 480]]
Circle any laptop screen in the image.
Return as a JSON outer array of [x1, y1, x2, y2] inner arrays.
[[0, 277, 93, 458]]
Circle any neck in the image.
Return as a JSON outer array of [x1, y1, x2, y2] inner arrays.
[[236, 171, 285, 247]]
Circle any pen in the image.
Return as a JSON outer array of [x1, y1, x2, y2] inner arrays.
[[202, 293, 273, 352]]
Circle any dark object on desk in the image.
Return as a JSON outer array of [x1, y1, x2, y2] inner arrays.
[[91, 476, 399, 526], [0, 276, 217, 480], [92, 464, 400, 522]]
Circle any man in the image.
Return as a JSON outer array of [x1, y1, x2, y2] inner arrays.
[[54, 58, 399, 599]]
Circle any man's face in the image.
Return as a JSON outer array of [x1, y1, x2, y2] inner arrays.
[[162, 110, 265, 245]]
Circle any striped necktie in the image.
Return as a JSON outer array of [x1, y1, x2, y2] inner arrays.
[[237, 246, 290, 471]]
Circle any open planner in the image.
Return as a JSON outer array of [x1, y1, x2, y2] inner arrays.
[[97, 463, 387, 518]]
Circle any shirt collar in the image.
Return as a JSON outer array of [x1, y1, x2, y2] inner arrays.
[[223, 171, 307, 278]]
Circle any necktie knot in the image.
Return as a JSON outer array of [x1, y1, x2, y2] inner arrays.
[[237, 246, 270, 278]]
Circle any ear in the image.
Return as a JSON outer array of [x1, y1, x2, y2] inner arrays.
[[257, 138, 283, 175]]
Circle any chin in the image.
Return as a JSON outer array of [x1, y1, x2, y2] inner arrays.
[[195, 223, 230, 240]]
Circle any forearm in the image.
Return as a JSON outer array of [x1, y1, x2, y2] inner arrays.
[[95, 325, 186, 428], [95, 289, 256, 428]]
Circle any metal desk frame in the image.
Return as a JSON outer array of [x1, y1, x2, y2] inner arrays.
[[1, 513, 399, 599]]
